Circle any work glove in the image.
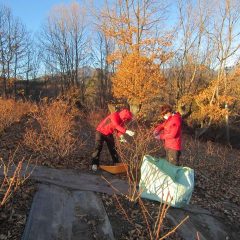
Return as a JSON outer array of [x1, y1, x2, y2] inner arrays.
[[153, 130, 160, 140], [126, 130, 135, 137], [119, 135, 127, 143]]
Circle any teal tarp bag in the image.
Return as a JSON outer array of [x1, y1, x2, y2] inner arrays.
[[139, 155, 194, 208]]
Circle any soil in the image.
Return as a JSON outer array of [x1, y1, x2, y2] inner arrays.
[[98, 193, 183, 240], [0, 180, 36, 240]]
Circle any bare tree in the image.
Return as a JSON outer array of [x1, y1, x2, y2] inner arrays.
[[168, 0, 240, 140], [205, 0, 240, 141], [24, 42, 41, 97], [91, 30, 115, 107], [166, 0, 216, 105], [98, 0, 172, 62], [40, 2, 89, 98], [0, 4, 29, 97]]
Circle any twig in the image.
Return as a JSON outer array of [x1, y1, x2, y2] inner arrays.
[[196, 231, 201, 240], [159, 215, 189, 240], [113, 194, 132, 224]]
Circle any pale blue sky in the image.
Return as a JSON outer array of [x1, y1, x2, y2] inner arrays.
[[0, 0, 104, 33]]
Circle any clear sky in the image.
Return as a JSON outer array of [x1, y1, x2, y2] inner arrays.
[[0, 0, 103, 34], [0, 0, 177, 34]]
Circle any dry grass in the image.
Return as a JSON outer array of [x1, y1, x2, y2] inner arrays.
[[182, 135, 239, 177], [182, 135, 240, 207], [0, 98, 35, 134], [24, 99, 79, 161]]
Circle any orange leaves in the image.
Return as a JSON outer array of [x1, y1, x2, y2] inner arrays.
[[234, 67, 240, 77], [99, 1, 173, 64], [191, 105, 228, 124], [24, 99, 77, 160], [179, 72, 239, 126], [112, 52, 165, 105], [100, 11, 134, 48], [106, 50, 124, 63], [0, 99, 35, 133]]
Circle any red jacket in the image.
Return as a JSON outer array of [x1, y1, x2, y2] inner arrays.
[[154, 112, 182, 151], [96, 109, 132, 136]]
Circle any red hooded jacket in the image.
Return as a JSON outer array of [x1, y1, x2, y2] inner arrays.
[[96, 109, 132, 136], [154, 112, 182, 151]]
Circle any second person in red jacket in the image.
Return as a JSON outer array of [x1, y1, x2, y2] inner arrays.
[[154, 104, 182, 165], [91, 109, 135, 171]]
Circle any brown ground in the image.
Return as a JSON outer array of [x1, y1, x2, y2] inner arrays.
[[0, 179, 36, 240], [98, 192, 183, 240]]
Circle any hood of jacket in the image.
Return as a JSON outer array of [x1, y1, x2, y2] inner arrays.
[[119, 109, 133, 121]]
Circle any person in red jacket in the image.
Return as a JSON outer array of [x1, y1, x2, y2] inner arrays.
[[91, 109, 135, 171], [154, 104, 182, 165]]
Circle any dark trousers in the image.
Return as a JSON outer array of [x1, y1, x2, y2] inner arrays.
[[165, 148, 181, 166], [91, 131, 119, 166]]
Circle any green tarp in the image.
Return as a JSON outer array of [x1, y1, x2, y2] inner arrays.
[[139, 155, 194, 208]]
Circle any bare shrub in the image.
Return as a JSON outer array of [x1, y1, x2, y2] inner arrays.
[[0, 98, 35, 133], [107, 170, 188, 239], [24, 99, 78, 161], [115, 122, 160, 201], [103, 122, 189, 239], [86, 108, 108, 128], [137, 196, 188, 240], [183, 136, 234, 172], [0, 152, 32, 207]]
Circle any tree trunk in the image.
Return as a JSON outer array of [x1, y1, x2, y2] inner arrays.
[[225, 103, 230, 144]]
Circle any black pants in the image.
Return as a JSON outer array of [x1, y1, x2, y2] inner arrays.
[[165, 148, 181, 166], [91, 131, 119, 166]]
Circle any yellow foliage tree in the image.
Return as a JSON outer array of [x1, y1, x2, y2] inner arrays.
[[112, 52, 165, 108], [179, 69, 240, 128]]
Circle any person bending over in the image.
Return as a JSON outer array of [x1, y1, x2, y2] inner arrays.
[[91, 109, 135, 171]]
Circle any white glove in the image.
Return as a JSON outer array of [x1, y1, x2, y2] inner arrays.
[[119, 135, 127, 143], [126, 130, 135, 137]]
